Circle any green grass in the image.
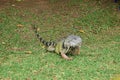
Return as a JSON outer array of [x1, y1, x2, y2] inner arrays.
[[0, 0, 120, 80]]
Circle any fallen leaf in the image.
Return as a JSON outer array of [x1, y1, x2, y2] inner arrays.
[[42, 45, 45, 48], [16, 0, 23, 2], [37, 28, 40, 31], [17, 24, 24, 28], [11, 4, 15, 6], [79, 29, 85, 33], [2, 42, 6, 45]]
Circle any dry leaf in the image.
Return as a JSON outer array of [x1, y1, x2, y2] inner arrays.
[[11, 4, 15, 6], [17, 24, 24, 28], [79, 29, 85, 33], [2, 42, 5, 44], [37, 28, 40, 31], [16, 0, 23, 1], [42, 45, 45, 48]]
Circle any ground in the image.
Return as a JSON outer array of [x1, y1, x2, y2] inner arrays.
[[0, 0, 120, 80]]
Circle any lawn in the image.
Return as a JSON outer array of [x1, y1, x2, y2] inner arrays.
[[0, 0, 120, 80]]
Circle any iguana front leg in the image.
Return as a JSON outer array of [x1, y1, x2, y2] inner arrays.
[[61, 53, 72, 60]]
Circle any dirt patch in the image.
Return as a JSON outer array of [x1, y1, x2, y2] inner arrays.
[[0, 0, 51, 11], [15, 0, 50, 10], [0, 0, 118, 14], [0, 0, 10, 9]]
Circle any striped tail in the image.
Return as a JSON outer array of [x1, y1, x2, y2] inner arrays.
[[32, 24, 56, 47]]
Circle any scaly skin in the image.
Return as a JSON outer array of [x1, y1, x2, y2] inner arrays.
[[32, 24, 82, 60]]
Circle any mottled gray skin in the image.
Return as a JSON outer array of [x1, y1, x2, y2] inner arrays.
[[64, 35, 82, 48]]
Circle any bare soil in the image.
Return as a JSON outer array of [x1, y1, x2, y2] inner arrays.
[[0, 0, 51, 12]]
